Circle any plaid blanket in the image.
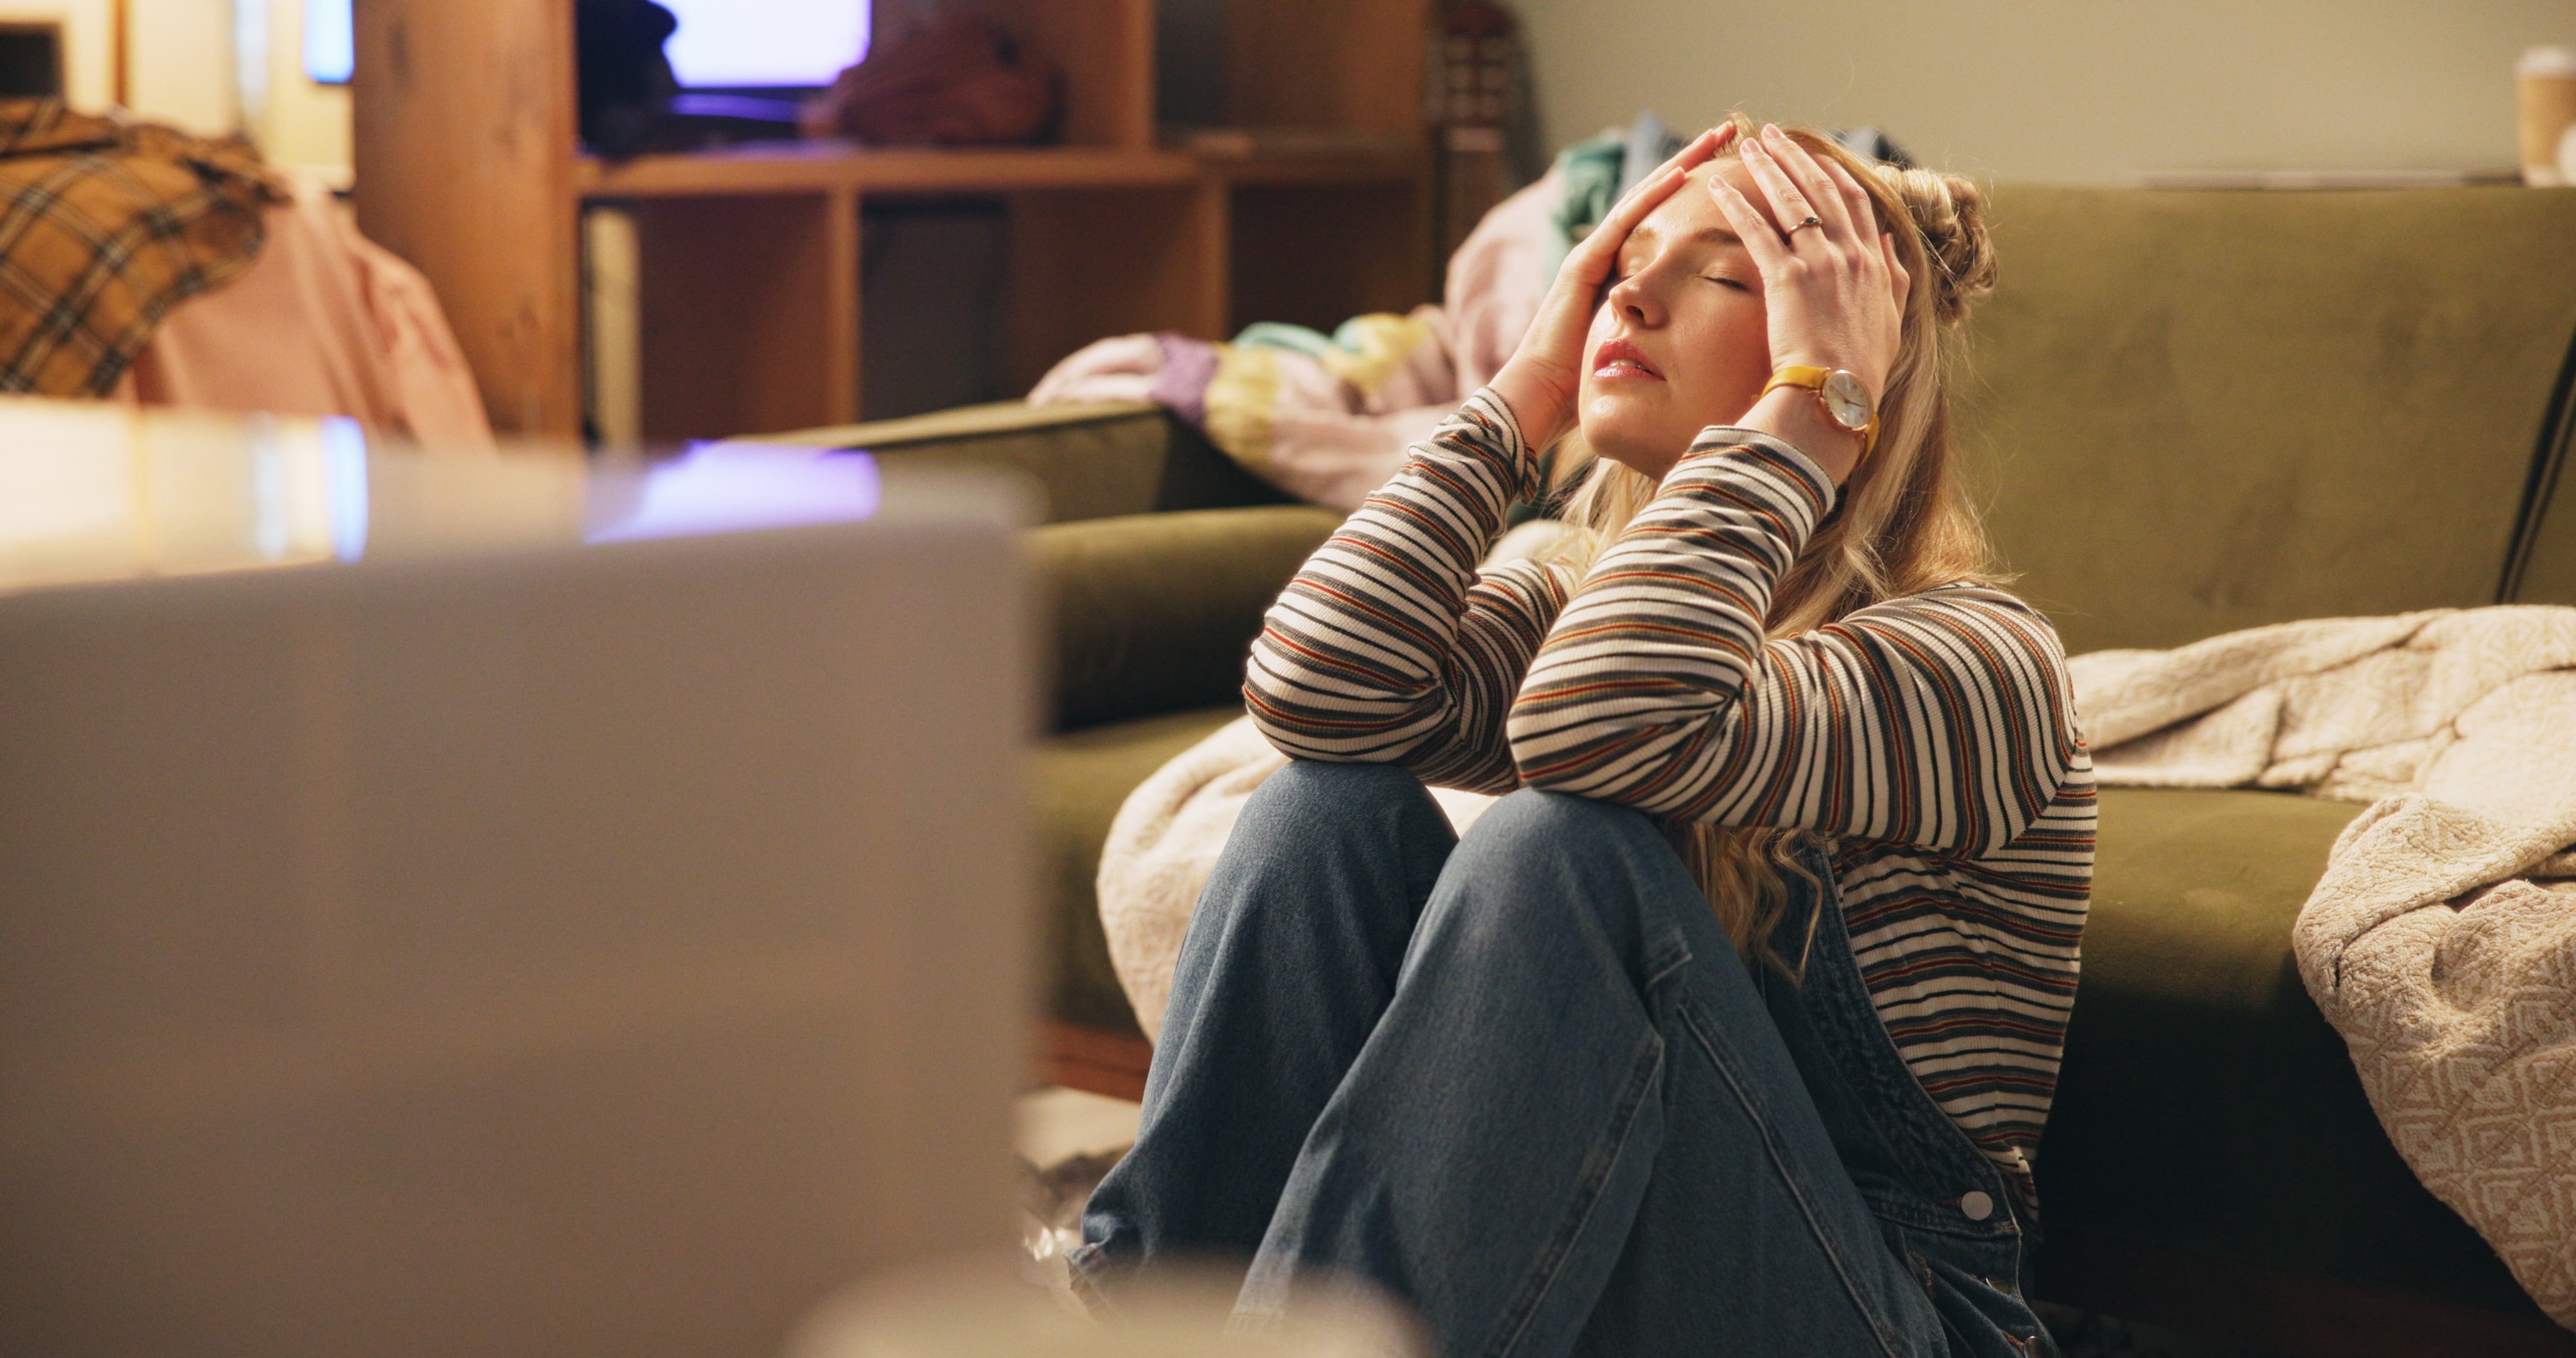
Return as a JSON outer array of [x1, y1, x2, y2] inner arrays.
[[0, 98, 287, 397]]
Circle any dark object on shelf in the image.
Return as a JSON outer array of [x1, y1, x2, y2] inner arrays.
[[799, 15, 1062, 147], [657, 92, 804, 146], [0, 24, 63, 98], [576, 0, 679, 158], [1833, 124, 1917, 168]]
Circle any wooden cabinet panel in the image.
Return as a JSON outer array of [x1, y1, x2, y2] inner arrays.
[[353, 0, 580, 437], [976, 0, 1153, 148], [1226, 0, 1428, 137], [631, 191, 860, 441], [1004, 182, 1227, 394], [1228, 179, 1435, 333]]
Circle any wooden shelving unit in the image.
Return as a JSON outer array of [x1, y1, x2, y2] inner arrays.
[[352, 0, 1436, 441]]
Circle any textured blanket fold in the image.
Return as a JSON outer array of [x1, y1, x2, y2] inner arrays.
[[2072, 606, 2576, 1328], [1098, 603, 2576, 1327]]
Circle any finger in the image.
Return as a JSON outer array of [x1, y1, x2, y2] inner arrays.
[[1757, 124, 1855, 240], [1738, 136, 1826, 247], [1620, 124, 1736, 208], [1563, 128, 1729, 280], [1559, 135, 1709, 275], [1708, 173, 1793, 275], [1881, 230, 1913, 312], [1560, 167, 1684, 282], [1597, 126, 1729, 237], [1821, 156, 1881, 250]]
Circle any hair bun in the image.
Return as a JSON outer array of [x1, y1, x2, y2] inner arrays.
[[1877, 165, 1996, 324]]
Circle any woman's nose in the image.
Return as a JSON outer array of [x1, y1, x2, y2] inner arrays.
[[1606, 272, 1663, 327]]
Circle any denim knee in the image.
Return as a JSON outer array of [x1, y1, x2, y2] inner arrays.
[[1450, 787, 1664, 875], [1225, 759, 1450, 875], [1250, 759, 1431, 820], [1433, 789, 1700, 971]]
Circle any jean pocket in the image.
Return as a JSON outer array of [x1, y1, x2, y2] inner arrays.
[[1898, 1230, 2050, 1358]]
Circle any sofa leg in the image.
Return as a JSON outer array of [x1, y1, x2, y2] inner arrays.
[[1037, 1021, 1151, 1102]]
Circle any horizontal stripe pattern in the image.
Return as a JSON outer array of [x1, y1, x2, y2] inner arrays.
[[1246, 390, 2097, 1191]]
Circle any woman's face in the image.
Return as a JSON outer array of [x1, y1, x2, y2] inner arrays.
[[1577, 158, 1774, 479]]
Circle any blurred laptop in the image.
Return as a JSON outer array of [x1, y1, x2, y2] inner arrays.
[[0, 409, 1034, 1358]]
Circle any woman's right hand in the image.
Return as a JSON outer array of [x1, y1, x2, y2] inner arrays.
[[1488, 124, 1735, 452]]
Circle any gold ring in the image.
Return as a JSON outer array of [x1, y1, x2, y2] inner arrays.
[[1787, 216, 1824, 234]]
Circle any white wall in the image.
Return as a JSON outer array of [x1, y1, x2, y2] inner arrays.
[[128, 0, 238, 130], [247, 0, 351, 177], [1517, 0, 2573, 183]]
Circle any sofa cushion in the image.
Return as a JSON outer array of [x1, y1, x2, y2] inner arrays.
[[772, 400, 1292, 525], [1036, 505, 1344, 731], [1963, 186, 2576, 655], [1037, 705, 1245, 1035], [2039, 786, 2544, 1318]]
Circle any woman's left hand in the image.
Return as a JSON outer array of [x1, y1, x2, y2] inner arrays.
[[1708, 126, 1911, 426]]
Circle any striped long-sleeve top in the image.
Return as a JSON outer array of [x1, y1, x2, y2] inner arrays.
[[1246, 389, 2096, 1196]]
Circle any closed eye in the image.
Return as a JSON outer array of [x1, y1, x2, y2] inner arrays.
[[1704, 275, 1752, 292]]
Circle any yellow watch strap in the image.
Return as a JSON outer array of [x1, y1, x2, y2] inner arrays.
[[1760, 365, 1877, 463], [1760, 365, 1831, 396]]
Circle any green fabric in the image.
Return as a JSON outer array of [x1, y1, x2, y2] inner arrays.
[[1036, 706, 1245, 1035], [1231, 320, 1343, 358], [2040, 787, 2542, 1315], [1035, 505, 1344, 731], [1543, 130, 1628, 282], [769, 400, 1291, 525], [1961, 185, 2576, 655]]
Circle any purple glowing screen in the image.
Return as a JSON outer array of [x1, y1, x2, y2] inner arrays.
[[306, 1, 869, 90], [585, 443, 882, 545], [662, 0, 870, 89]]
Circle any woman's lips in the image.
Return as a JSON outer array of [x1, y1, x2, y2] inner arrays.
[[1592, 338, 1663, 381]]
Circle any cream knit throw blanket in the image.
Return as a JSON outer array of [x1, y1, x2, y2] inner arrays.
[[2072, 605, 2576, 1328], [1098, 604, 2576, 1327]]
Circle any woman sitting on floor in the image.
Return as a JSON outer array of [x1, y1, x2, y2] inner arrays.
[[1074, 116, 2096, 1358]]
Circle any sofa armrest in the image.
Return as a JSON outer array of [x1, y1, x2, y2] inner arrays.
[[1033, 505, 1344, 731], [771, 400, 1292, 525]]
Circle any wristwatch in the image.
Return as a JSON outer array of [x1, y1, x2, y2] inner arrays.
[[1761, 365, 1879, 460]]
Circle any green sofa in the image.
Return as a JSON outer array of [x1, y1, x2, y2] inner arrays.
[[781, 184, 2576, 1357]]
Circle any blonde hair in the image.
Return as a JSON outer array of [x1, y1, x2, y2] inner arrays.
[[1550, 115, 2002, 974]]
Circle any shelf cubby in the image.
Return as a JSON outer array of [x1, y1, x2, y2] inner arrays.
[[357, 0, 1435, 441]]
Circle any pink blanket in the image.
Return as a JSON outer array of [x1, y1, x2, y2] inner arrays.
[[118, 175, 493, 449]]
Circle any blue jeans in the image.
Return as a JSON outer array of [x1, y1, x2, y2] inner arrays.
[[1074, 761, 2053, 1358]]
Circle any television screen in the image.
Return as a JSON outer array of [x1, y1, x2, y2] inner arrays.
[[664, 0, 869, 89], [305, 0, 352, 84], [301, 0, 870, 91]]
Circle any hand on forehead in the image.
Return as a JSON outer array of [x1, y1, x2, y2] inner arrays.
[[1622, 158, 1760, 253]]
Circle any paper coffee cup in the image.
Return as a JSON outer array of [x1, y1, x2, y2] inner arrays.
[[2519, 45, 2576, 186]]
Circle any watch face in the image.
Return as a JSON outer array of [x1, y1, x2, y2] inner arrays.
[[1822, 370, 1873, 431]]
